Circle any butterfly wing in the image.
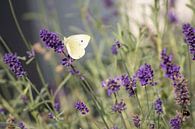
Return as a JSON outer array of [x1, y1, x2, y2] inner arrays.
[[66, 34, 90, 49], [65, 37, 85, 59]]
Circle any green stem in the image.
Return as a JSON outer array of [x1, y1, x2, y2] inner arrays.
[[121, 113, 128, 129], [187, 49, 194, 127], [25, 77, 53, 112], [145, 86, 149, 112], [135, 92, 144, 117], [8, 0, 30, 49], [81, 81, 110, 129], [0, 36, 12, 53]]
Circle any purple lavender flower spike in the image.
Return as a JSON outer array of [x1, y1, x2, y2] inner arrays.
[[18, 122, 27, 129], [40, 28, 64, 53], [75, 101, 89, 115], [132, 115, 141, 128], [168, 10, 178, 24], [182, 23, 195, 60], [120, 74, 136, 96], [160, 48, 181, 80], [112, 100, 126, 113], [48, 112, 54, 119], [3, 53, 26, 77], [61, 55, 74, 67], [136, 64, 157, 86], [154, 98, 163, 115], [111, 41, 121, 55], [54, 101, 61, 112], [169, 115, 182, 129], [102, 76, 121, 96]]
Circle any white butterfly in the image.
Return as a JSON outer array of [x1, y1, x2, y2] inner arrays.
[[64, 34, 90, 59]]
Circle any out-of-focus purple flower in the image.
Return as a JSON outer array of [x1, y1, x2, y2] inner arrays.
[[69, 67, 80, 75], [48, 112, 54, 119], [112, 100, 126, 113], [168, 10, 178, 24], [169, 115, 182, 129], [26, 49, 35, 58], [120, 74, 136, 96], [182, 23, 195, 60], [102, 0, 114, 8], [132, 115, 141, 128], [154, 98, 163, 115], [0, 108, 6, 114], [161, 48, 190, 110], [3, 53, 26, 77], [111, 41, 121, 55], [160, 48, 181, 80], [54, 101, 60, 112], [61, 55, 74, 67], [173, 76, 190, 106], [136, 64, 157, 86], [40, 28, 64, 53], [18, 122, 27, 129], [102, 76, 121, 96], [75, 101, 89, 115]]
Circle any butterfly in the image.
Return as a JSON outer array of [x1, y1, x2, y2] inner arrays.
[[64, 34, 90, 59]]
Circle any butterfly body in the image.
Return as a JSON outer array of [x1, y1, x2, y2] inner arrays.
[[64, 34, 90, 59]]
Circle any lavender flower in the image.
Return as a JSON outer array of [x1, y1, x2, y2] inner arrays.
[[75, 101, 89, 115], [154, 98, 163, 115], [0, 108, 5, 114], [61, 55, 74, 67], [132, 115, 141, 128], [169, 115, 182, 129], [40, 28, 64, 53], [54, 101, 60, 112], [18, 122, 27, 129], [136, 64, 156, 86], [48, 112, 54, 119], [173, 76, 190, 106], [3, 53, 26, 77], [161, 48, 190, 108], [168, 10, 178, 24], [182, 23, 195, 60], [111, 41, 121, 55], [26, 49, 35, 58], [120, 74, 136, 96], [160, 48, 181, 80], [112, 100, 126, 113], [102, 76, 121, 96]]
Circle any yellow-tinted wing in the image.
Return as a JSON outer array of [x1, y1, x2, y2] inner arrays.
[[65, 37, 85, 59], [66, 34, 90, 49]]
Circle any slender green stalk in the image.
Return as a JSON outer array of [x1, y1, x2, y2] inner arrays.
[[121, 113, 128, 129], [0, 36, 12, 53], [81, 81, 110, 129], [135, 92, 144, 117], [145, 86, 150, 112], [53, 74, 71, 99], [157, 115, 160, 129], [8, 0, 30, 49], [187, 49, 194, 127], [25, 77, 53, 112]]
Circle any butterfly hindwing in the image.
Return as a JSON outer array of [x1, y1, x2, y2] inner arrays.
[[65, 38, 85, 59], [64, 34, 90, 59]]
